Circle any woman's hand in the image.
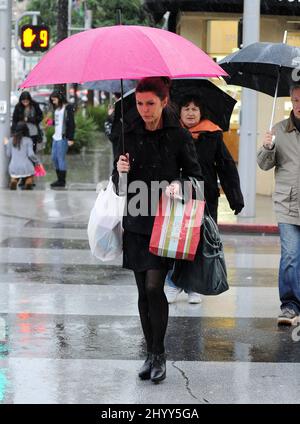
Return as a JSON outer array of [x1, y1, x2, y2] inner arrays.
[[3, 137, 8, 145], [68, 140, 74, 146], [165, 181, 182, 199], [117, 153, 130, 174]]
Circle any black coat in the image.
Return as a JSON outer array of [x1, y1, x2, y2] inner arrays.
[[11, 101, 43, 133], [193, 129, 244, 215], [112, 108, 203, 236]]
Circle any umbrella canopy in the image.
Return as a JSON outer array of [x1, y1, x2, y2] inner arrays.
[[82, 79, 136, 93], [20, 25, 227, 88], [171, 79, 236, 131], [113, 80, 237, 132], [218, 42, 300, 97]]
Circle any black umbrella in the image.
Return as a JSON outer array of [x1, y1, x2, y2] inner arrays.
[[219, 40, 300, 128], [171, 79, 236, 131], [114, 79, 237, 132], [82, 79, 136, 93]]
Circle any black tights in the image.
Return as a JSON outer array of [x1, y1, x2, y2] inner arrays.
[[134, 269, 168, 355]]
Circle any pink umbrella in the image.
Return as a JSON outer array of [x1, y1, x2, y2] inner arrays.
[[21, 25, 227, 152], [21, 25, 226, 87]]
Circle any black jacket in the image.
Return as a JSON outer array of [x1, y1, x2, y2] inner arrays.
[[194, 129, 244, 213], [11, 101, 43, 133], [112, 108, 203, 235], [53, 104, 75, 140]]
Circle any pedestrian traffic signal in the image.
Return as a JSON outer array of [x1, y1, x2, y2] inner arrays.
[[20, 25, 50, 52]]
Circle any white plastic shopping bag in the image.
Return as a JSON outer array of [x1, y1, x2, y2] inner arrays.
[[88, 177, 126, 261]]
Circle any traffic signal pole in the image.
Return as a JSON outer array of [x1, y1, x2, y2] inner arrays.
[[0, 0, 12, 188]]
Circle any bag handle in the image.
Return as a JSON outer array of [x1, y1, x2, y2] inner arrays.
[[188, 176, 223, 257]]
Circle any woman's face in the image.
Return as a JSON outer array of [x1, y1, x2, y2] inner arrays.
[[136, 91, 167, 127], [180, 102, 201, 128], [21, 99, 30, 107], [51, 97, 59, 106]]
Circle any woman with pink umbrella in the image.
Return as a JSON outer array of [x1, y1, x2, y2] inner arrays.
[[20, 24, 226, 383], [113, 77, 202, 383]]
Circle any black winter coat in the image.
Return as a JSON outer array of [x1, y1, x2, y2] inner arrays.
[[11, 101, 43, 134], [112, 108, 203, 236], [194, 129, 244, 215]]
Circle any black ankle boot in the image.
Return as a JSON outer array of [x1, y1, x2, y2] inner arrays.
[[151, 353, 166, 383], [50, 170, 66, 188], [138, 353, 152, 380], [50, 169, 60, 187]]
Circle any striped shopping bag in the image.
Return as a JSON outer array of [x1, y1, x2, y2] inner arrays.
[[149, 192, 205, 261]]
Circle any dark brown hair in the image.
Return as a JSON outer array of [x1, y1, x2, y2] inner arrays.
[[136, 77, 171, 101], [12, 122, 29, 149], [49, 90, 67, 109], [19, 91, 33, 105]]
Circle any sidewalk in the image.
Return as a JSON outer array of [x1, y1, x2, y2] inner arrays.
[[218, 193, 278, 234], [1, 147, 278, 235]]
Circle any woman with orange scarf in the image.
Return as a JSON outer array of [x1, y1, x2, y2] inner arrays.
[[179, 94, 244, 222], [166, 94, 244, 304]]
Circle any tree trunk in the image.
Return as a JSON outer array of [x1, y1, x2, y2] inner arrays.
[[54, 0, 68, 96]]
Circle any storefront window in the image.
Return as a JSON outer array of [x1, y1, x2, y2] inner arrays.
[[206, 20, 241, 160]]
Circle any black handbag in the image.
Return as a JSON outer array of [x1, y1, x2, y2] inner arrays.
[[172, 210, 229, 295]]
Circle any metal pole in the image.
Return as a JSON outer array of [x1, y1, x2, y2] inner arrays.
[[269, 31, 288, 131], [238, 0, 260, 217], [68, 0, 72, 37], [0, 0, 12, 188]]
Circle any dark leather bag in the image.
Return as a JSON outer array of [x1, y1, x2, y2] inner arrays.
[[172, 210, 229, 295]]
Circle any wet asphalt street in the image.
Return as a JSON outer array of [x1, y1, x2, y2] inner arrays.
[[0, 143, 300, 404]]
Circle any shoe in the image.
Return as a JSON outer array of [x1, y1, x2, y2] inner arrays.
[[166, 286, 182, 303], [9, 179, 18, 190], [50, 169, 60, 187], [188, 292, 202, 304], [50, 180, 65, 188], [151, 353, 166, 383], [277, 308, 299, 325], [50, 170, 66, 188], [138, 353, 152, 380]]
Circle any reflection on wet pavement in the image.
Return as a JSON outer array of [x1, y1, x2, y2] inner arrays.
[[0, 263, 133, 285], [1, 313, 299, 363]]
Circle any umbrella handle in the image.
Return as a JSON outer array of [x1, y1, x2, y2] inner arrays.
[[120, 78, 125, 154], [269, 71, 280, 132], [269, 31, 287, 132]]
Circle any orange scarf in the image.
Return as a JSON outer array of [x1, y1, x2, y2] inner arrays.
[[181, 119, 222, 139]]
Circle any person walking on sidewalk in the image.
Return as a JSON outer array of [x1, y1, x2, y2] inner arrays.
[[4, 122, 40, 190], [166, 94, 244, 304], [257, 84, 300, 326], [112, 77, 202, 383], [49, 91, 75, 188]]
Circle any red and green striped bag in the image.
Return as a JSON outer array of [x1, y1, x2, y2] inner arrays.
[[149, 192, 205, 261]]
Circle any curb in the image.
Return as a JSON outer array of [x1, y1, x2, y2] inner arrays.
[[219, 223, 279, 234]]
